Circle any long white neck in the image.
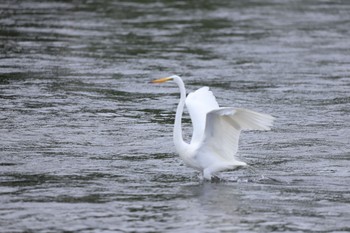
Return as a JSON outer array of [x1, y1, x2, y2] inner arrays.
[[172, 76, 188, 153]]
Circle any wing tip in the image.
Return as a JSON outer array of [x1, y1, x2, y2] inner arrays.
[[233, 108, 275, 131]]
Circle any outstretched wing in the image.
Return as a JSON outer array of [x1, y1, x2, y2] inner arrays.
[[185, 87, 219, 144], [199, 108, 275, 161]]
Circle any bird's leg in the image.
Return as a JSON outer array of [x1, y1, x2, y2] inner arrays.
[[211, 175, 221, 183], [203, 168, 212, 180], [198, 171, 204, 182], [204, 166, 224, 182]]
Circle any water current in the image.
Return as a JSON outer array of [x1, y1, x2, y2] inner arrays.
[[0, 1, 349, 232]]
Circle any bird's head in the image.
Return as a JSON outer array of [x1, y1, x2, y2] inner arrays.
[[151, 75, 180, 83]]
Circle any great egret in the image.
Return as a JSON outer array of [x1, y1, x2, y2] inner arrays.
[[152, 75, 274, 180]]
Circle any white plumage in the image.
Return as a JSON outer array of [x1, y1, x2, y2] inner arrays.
[[152, 75, 274, 180]]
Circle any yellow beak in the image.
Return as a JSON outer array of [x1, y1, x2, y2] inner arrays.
[[151, 77, 173, 83]]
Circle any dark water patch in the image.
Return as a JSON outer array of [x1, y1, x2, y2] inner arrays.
[[315, 96, 350, 106], [116, 153, 175, 162], [0, 163, 18, 166], [150, 173, 193, 183], [0, 174, 60, 187]]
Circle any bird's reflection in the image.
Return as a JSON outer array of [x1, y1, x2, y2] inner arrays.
[[180, 181, 243, 218]]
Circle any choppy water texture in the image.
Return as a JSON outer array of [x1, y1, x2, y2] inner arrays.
[[1, 0, 350, 232]]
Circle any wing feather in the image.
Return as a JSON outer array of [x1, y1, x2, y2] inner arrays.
[[199, 107, 275, 161]]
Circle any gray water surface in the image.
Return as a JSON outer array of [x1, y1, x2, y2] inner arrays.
[[1, 1, 350, 232]]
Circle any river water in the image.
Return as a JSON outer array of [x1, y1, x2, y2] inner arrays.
[[1, 1, 349, 232]]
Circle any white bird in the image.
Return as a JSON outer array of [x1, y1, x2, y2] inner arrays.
[[152, 75, 274, 180]]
